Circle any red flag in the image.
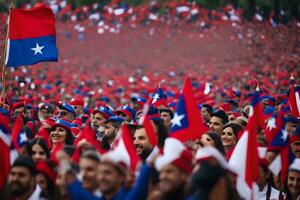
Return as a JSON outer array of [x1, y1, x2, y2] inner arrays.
[[288, 84, 300, 118], [0, 108, 11, 189], [12, 116, 27, 152], [170, 77, 209, 142]]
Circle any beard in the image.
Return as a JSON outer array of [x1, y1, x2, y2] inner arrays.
[[10, 181, 31, 196]]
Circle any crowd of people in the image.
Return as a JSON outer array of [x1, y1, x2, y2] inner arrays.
[[0, 1, 300, 200]]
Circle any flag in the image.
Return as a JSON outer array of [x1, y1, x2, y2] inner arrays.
[[169, 77, 208, 142], [265, 106, 289, 151], [5, 3, 58, 67], [229, 92, 261, 200], [103, 124, 140, 172], [12, 116, 27, 152], [288, 84, 300, 118], [0, 108, 11, 189], [151, 87, 167, 108]]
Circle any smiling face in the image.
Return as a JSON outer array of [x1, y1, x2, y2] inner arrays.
[[287, 171, 300, 196], [50, 126, 67, 144], [201, 133, 215, 147], [133, 127, 153, 160], [221, 127, 237, 148], [31, 144, 47, 162]]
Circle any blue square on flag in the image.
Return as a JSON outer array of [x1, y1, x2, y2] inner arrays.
[[5, 3, 58, 67]]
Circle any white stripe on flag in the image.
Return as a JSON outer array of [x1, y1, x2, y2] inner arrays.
[[5, 39, 10, 65], [295, 89, 300, 117], [0, 129, 11, 146], [269, 154, 281, 176]]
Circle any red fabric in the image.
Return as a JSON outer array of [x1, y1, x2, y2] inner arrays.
[[11, 116, 24, 151], [9, 3, 55, 40]]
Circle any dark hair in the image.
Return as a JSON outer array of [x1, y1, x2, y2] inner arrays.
[[159, 108, 174, 119], [222, 123, 243, 137], [211, 110, 229, 125], [202, 104, 213, 114], [153, 120, 169, 148], [206, 131, 226, 155], [50, 126, 74, 145], [28, 138, 50, 159], [12, 156, 36, 175]]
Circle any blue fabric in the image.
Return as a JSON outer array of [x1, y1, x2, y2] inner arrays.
[[6, 35, 58, 67], [68, 164, 153, 200]]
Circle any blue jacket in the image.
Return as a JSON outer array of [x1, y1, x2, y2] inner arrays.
[[68, 164, 154, 200]]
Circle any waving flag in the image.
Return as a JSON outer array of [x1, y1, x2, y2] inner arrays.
[[265, 106, 290, 151], [170, 77, 208, 142], [151, 87, 167, 108], [104, 124, 140, 172], [0, 108, 11, 189], [5, 3, 58, 67], [288, 83, 300, 118], [12, 116, 27, 151], [229, 92, 261, 200]]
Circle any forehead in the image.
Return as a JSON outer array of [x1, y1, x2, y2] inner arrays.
[[211, 116, 223, 123], [93, 112, 105, 118], [161, 111, 171, 116], [11, 166, 31, 174], [161, 164, 180, 173], [223, 127, 234, 133], [134, 128, 147, 136], [288, 171, 300, 178]]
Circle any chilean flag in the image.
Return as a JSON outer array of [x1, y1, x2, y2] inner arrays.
[[170, 77, 208, 142], [12, 116, 27, 151], [229, 92, 261, 200], [151, 87, 168, 108], [0, 108, 11, 189], [288, 84, 300, 118], [5, 3, 58, 67]]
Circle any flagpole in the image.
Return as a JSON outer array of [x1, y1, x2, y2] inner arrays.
[[1, 0, 13, 98]]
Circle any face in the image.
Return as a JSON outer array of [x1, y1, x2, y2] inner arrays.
[[160, 112, 172, 129], [118, 113, 131, 122], [57, 109, 74, 121], [201, 107, 211, 122], [8, 166, 35, 196], [25, 108, 34, 119], [31, 144, 47, 162], [287, 171, 300, 195], [209, 116, 224, 134], [79, 158, 99, 192], [221, 127, 237, 148], [73, 106, 84, 117], [91, 113, 106, 131], [36, 173, 48, 191], [97, 163, 123, 195], [285, 122, 297, 135], [159, 164, 187, 195], [133, 128, 154, 159], [201, 134, 215, 147], [291, 142, 300, 158], [13, 107, 25, 118], [104, 122, 117, 139], [40, 109, 53, 119], [50, 126, 67, 144]]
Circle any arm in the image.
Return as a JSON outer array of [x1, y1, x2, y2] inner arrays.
[[67, 180, 100, 200]]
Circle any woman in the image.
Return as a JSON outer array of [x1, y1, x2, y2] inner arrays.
[[200, 131, 226, 156], [50, 119, 74, 148], [36, 160, 56, 196], [28, 138, 50, 162], [221, 123, 243, 160], [284, 159, 300, 200]]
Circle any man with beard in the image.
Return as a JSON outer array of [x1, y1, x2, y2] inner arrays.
[[133, 126, 155, 161], [91, 106, 114, 141], [8, 156, 50, 200], [101, 116, 124, 150], [290, 126, 300, 158]]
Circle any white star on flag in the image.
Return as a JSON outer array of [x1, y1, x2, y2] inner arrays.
[[152, 93, 159, 103], [267, 117, 276, 131], [31, 43, 45, 55], [280, 129, 288, 141], [171, 113, 185, 127], [19, 132, 28, 143]]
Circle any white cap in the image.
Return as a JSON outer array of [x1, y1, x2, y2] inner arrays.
[[289, 158, 300, 172]]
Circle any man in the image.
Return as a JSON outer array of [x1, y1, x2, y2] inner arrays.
[[57, 103, 76, 122], [130, 97, 146, 112], [12, 102, 25, 120], [209, 109, 229, 135], [116, 105, 136, 122], [102, 116, 124, 149], [160, 108, 173, 130], [133, 125, 155, 161], [287, 159, 300, 200], [91, 106, 114, 140], [69, 97, 85, 118], [79, 151, 102, 197], [290, 126, 300, 158], [256, 159, 280, 200], [156, 149, 193, 200], [38, 103, 54, 122], [8, 156, 50, 200], [200, 104, 212, 126]]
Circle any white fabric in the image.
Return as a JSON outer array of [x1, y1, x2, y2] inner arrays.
[[289, 158, 300, 172], [254, 184, 280, 200], [28, 185, 42, 200]]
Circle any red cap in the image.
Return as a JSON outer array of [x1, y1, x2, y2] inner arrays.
[[171, 149, 193, 174], [69, 97, 84, 107], [35, 161, 56, 184]]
